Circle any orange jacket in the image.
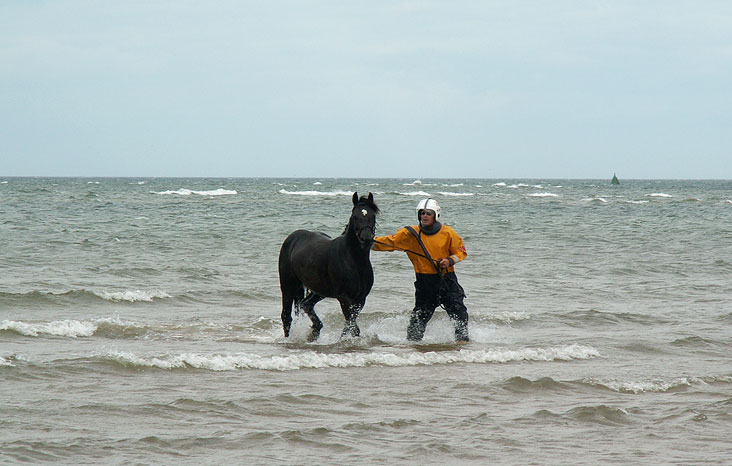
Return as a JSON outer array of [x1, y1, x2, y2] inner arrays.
[[373, 225, 467, 274]]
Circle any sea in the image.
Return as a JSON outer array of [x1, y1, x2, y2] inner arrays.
[[1, 177, 731, 465]]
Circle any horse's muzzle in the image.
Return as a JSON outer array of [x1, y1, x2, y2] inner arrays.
[[358, 227, 375, 246]]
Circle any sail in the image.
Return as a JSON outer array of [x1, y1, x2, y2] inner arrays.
[[611, 173, 620, 185]]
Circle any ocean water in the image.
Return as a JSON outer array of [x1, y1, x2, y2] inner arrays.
[[1, 177, 731, 465]]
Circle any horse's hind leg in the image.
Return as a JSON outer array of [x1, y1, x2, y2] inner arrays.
[[279, 275, 304, 338], [301, 291, 325, 342]]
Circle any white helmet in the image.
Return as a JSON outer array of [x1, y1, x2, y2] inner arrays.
[[416, 198, 441, 222]]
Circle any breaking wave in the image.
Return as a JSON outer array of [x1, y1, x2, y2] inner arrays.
[[155, 188, 237, 196], [278, 189, 354, 196], [0, 289, 171, 306], [1, 319, 98, 338], [102, 344, 599, 371], [582, 375, 732, 393]]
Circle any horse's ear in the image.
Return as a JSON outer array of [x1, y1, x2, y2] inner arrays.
[[352, 192, 358, 205], [368, 192, 374, 202]]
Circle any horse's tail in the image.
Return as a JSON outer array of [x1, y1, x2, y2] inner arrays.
[[292, 286, 305, 316], [279, 234, 306, 335]]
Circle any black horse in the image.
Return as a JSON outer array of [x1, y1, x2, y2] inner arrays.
[[279, 192, 379, 341]]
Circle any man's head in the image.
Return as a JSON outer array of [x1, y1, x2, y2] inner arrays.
[[416, 198, 441, 226]]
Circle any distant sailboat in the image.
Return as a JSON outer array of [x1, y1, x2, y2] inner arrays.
[[611, 173, 620, 185]]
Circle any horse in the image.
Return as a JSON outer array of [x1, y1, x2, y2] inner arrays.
[[278, 192, 379, 341]]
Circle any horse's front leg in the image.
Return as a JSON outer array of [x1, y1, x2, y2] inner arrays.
[[340, 301, 363, 338]]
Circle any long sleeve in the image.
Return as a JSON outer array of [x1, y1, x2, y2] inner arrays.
[[373, 225, 467, 274]]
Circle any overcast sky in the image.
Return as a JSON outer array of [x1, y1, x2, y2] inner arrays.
[[1, 1, 730, 179]]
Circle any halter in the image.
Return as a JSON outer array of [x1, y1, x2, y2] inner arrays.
[[348, 205, 376, 246]]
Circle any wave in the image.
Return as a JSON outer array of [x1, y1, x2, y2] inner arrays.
[[555, 309, 663, 326], [0, 317, 278, 341], [1, 319, 98, 337], [397, 191, 431, 196], [0, 355, 15, 367], [437, 192, 474, 197], [100, 344, 599, 371], [155, 188, 237, 196], [482, 311, 531, 325], [278, 189, 354, 196], [500, 376, 572, 393], [648, 192, 672, 198], [0, 289, 171, 306], [95, 289, 171, 302], [525, 405, 628, 424], [528, 192, 559, 198], [0, 317, 157, 339], [582, 197, 607, 203], [670, 335, 729, 348], [565, 405, 632, 425], [581, 375, 732, 394]]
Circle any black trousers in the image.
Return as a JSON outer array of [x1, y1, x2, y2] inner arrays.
[[408, 272, 469, 342]]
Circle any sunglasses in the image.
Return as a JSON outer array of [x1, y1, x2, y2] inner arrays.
[[419, 210, 435, 217]]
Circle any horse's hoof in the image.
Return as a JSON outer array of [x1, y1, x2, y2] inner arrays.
[[341, 325, 360, 338], [307, 329, 320, 342]]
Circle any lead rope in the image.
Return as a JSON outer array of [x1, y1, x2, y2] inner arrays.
[[375, 227, 449, 310]]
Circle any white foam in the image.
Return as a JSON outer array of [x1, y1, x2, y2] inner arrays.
[[104, 344, 599, 371], [588, 377, 701, 394], [528, 192, 559, 198], [489, 311, 531, 324], [156, 188, 237, 196], [582, 197, 607, 203], [508, 183, 530, 189], [95, 289, 171, 302], [438, 192, 474, 197], [624, 200, 649, 204], [493, 182, 507, 187], [1, 319, 97, 337], [404, 180, 422, 186], [0, 355, 15, 366], [279, 189, 353, 196], [648, 193, 672, 198], [1, 181, 8, 184], [313, 181, 322, 185], [398, 191, 431, 196]]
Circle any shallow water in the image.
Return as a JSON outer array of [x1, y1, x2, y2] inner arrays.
[[2, 177, 732, 464]]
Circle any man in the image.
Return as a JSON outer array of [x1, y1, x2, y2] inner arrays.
[[373, 198, 469, 342]]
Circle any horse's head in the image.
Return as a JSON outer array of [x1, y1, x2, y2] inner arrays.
[[350, 191, 379, 248]]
